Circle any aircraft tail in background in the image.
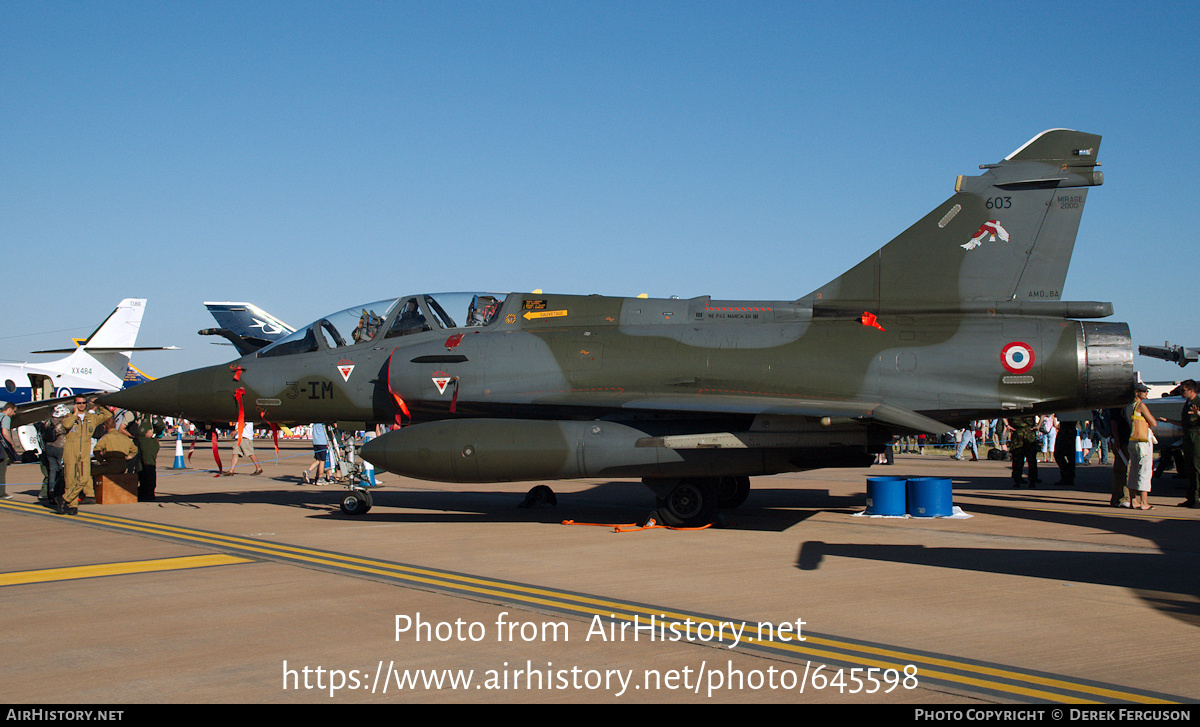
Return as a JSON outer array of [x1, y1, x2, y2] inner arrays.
[[30, 298, 150, 391], [200, 301, 294, 355]]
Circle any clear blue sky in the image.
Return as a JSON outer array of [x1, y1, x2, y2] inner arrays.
[[2, 2, 1197, 380]]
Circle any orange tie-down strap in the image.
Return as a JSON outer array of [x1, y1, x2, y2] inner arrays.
[[386, 349, 411, 427], [561, 518, 713, 533], [210, 429, 223, 477], [258, 411, 280, 456]]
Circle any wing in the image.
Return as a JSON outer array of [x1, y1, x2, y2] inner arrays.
[[489, 389, 952, 436], [10, 395, 80, 428]]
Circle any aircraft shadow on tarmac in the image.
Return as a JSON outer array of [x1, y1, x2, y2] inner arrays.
[[151, 477, 857, 530], [795, 468, 1200, 626], [795, 539, 1200, 626], [310, 480, 856, 530]]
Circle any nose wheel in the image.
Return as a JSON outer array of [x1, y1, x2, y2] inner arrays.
[[339, 488, 373, 515]]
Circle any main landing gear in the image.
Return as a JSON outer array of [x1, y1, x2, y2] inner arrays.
[[646, 476, 750, 528]]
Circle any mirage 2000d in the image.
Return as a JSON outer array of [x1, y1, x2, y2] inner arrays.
[[104, 129, 1134, 526]]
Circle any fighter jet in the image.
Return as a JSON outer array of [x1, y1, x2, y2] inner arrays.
[[104, 130, 1133, 526]]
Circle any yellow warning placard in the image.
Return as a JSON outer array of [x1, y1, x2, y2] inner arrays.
[[522, 309, 568, 321]]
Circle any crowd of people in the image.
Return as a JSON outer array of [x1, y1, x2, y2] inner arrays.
[[885, 380, 1200, 510], [0, 396, 167, 515]]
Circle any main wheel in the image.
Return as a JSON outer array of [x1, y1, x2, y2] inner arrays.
[[340, 490, 372, 515], [714, 476, 751, 509], [656, 478, 717, 528]]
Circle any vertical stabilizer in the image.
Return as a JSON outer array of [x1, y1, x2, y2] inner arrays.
[[805, 130, 1103, 308], [65, 298, 148, 388]]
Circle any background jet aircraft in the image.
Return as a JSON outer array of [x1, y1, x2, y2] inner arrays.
[[1139, 342, 1199, 367], [3, 298, 171, 427], [105, 130, 1134, 526], [198, 301, 295, 356]]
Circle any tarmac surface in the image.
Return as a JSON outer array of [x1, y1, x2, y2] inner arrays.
[[1, 439, 1197, 704]]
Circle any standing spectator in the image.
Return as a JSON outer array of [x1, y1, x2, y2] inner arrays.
[[225, 421, 264, 476], [990, 418, 1007, 451], [1162, 380, 1200, 509], [1126, 383, 1157, 509], [0, 401, 16, 500], [59, 397, 112, 515], [1038, 415, 1055, 462], [135, 412, 165, 502], [952, 422, 979, 461], [302, 423, 329, 485], [1105, 406, 1132, 507], [1092, 409, 1112, 466], [1053, 415, 1078, 487], [1006, 416, 1040, 487], [37, 405, 69, 506]]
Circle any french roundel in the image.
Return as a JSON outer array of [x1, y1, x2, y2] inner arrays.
[[1001, 342, 1035, 374]]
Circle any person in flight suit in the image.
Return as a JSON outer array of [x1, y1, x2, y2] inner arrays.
[[58, 397, 112, 515], [92, 418, 139, 477]]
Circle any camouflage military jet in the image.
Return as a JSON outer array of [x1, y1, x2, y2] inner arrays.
[[103, 129, 1133, 526]]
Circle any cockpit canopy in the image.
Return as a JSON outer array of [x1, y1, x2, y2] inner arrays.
[[257, 292, 506, 358]]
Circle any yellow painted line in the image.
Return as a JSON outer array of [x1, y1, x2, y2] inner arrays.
[[2, 501, 1179, 703], [60, 512, 1171, 703], [0, 554, 253, 586]]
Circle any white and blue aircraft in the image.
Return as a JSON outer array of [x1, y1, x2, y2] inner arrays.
[[2, 298, 171, 426]]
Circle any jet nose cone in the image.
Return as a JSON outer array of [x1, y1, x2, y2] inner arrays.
[[99, 373, 180, 415]]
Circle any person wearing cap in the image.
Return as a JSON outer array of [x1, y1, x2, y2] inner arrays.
[[59, 396, 112, 515], [1125, 383, 1158, 509], [37, 404, 69, 505], [92, 418, 139, 477], [0, 401, 16, 500]]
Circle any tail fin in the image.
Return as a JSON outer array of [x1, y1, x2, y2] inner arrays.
[[79, 298, 147, 349], [203, 301, 294, 350], [805, 129, 1103, 308], [67, 298, 147, 387]]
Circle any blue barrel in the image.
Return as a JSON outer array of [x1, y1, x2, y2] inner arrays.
[[866, 476, 908, 516], [907, 477, 953, 517]]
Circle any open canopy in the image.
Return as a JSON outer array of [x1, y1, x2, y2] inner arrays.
[[256, 292, 506, 358]]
